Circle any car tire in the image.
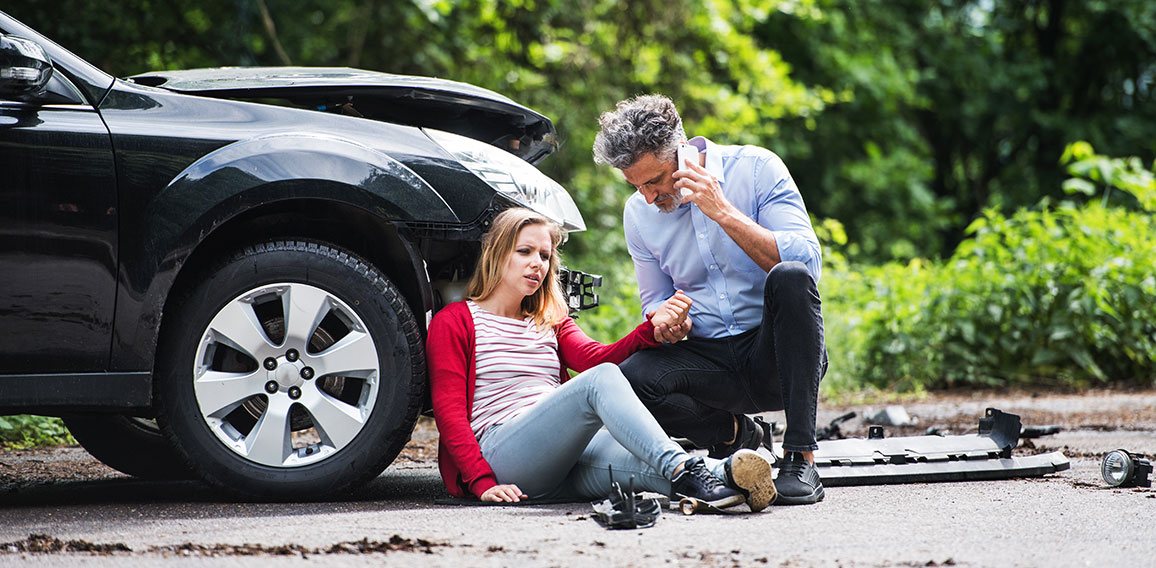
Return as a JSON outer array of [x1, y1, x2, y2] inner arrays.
[[62, 414, 195, 480], [155, 240, 425, 500]]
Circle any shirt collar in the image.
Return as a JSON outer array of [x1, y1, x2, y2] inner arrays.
[[687, 136, 726, 184]]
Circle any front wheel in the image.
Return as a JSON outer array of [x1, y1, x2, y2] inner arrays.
[[155, 241, 425, 500]]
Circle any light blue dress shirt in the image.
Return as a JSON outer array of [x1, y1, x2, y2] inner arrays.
[[623, 136, 822, 339]]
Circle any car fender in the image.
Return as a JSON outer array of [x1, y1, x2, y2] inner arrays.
[[160, 132, 458, 225], [112, 133, 456, 371]]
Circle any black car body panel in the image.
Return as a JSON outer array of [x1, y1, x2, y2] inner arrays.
[[0, 11, 117, 375], [0, 98, 118, 374]]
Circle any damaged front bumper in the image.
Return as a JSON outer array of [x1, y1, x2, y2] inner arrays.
[[810, 408, 1070, 486]]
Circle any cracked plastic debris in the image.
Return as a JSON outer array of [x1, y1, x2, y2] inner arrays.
[[1019, 425, 1062, 438], [816, 412, 857, 441], [590, 466, 661, 530]]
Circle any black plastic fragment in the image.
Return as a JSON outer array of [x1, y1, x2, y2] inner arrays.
[[816, 412, 856, 441], [1020, 425, 1062, 438], [590, 466, 660, 530], [978, 407, 1021, 457]]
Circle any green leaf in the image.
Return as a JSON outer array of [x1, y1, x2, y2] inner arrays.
[[1062, 178, 1097, 196]]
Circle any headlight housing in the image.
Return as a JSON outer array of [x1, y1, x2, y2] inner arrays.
[[425, 128, 585, 233], [1101, 449, 1153, 488]]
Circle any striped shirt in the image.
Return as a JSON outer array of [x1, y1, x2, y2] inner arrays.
[[467, 300, 561, 437]]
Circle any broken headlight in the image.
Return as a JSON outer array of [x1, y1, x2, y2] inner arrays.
[[425, 128, 585, 233], [1101, 449, 1153, 488]]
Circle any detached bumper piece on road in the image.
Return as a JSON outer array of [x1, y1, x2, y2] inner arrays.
[[812, 408, 1070, 487]]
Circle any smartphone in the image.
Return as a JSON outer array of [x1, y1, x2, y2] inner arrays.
[[677, 143, 696, 198]]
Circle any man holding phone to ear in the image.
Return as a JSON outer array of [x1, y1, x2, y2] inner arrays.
[[592, 94, 828, 505]]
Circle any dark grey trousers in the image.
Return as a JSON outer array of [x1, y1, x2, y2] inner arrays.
[[619, 261, 827, 453]]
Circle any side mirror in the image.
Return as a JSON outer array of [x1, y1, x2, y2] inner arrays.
[[0, 35, 53, 100]]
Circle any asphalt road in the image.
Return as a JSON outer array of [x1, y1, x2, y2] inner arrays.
[[2, 390, 1154, 567]]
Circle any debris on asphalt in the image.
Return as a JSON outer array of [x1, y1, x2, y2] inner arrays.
[[0, 533, 440, 557], [590, 467, 660, 530], [323, 536, 439, 555], [1, 534, 130, 554]]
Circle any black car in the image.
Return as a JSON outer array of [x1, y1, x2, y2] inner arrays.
[[0, 11, 596, 499]]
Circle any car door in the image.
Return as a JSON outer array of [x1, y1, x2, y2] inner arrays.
[[0, 63, 118, 373]]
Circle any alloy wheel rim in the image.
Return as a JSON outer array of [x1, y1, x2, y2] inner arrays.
[[192, 283, 380, 467]]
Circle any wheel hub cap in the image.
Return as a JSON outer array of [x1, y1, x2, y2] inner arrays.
[[192, 283, 381, 468], [271, 357, 306, 390]]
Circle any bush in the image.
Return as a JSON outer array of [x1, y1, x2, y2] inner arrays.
[[0, 415, 75, 449], [822, 144, 1156, 391]]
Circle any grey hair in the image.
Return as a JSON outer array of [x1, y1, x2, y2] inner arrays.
[[592, 94, 686, 169]]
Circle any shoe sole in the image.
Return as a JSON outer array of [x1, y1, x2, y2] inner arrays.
[[774, 485, 825, 505], [729, 449, 777, 512]]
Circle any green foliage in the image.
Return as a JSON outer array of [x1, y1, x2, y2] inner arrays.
[[1061, 141, 1156, 211], [760, 0, 1156, 262], [822, 146, 1156, 391], [0, 415, 75, 449]]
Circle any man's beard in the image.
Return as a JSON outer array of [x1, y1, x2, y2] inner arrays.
[[653, 193, 682, 213]]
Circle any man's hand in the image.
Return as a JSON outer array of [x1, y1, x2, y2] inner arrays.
[[673, 156, 736, 222], [648, 291, 693, 343], [480, 484, 527, 502], [673, 155, 783, 271]]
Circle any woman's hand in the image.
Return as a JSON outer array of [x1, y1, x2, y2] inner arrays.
[[649, 291, 693, 343], [656, 318, 692, 343], [480, 484, 527, 503]]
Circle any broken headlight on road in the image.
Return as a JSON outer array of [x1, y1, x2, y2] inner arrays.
[[1101, 449, 1153, 488]]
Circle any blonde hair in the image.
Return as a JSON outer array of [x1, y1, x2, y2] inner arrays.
[[466, 208, 568, 329]]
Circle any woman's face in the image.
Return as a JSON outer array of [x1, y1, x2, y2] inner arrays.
[[500, 223, 553, 298]]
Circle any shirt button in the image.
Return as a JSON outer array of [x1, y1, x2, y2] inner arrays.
[[709, 264, 717, 270], [698, 233, 705, 239], [719, 294, 726, 299]]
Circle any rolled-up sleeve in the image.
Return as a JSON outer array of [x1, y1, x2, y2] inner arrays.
[[756, 153, 822, 282]]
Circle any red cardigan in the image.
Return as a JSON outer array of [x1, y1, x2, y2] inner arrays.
[[426, 301, 659, 498]]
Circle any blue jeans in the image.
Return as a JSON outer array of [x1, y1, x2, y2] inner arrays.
[[619, 261, 828, 452], [478, 363, 724, 500]]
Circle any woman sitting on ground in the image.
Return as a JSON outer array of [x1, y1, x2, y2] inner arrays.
[[427, 207, 776, 510]]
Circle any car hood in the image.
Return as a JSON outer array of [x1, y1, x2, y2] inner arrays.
[[128, 67, 557, 163]]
